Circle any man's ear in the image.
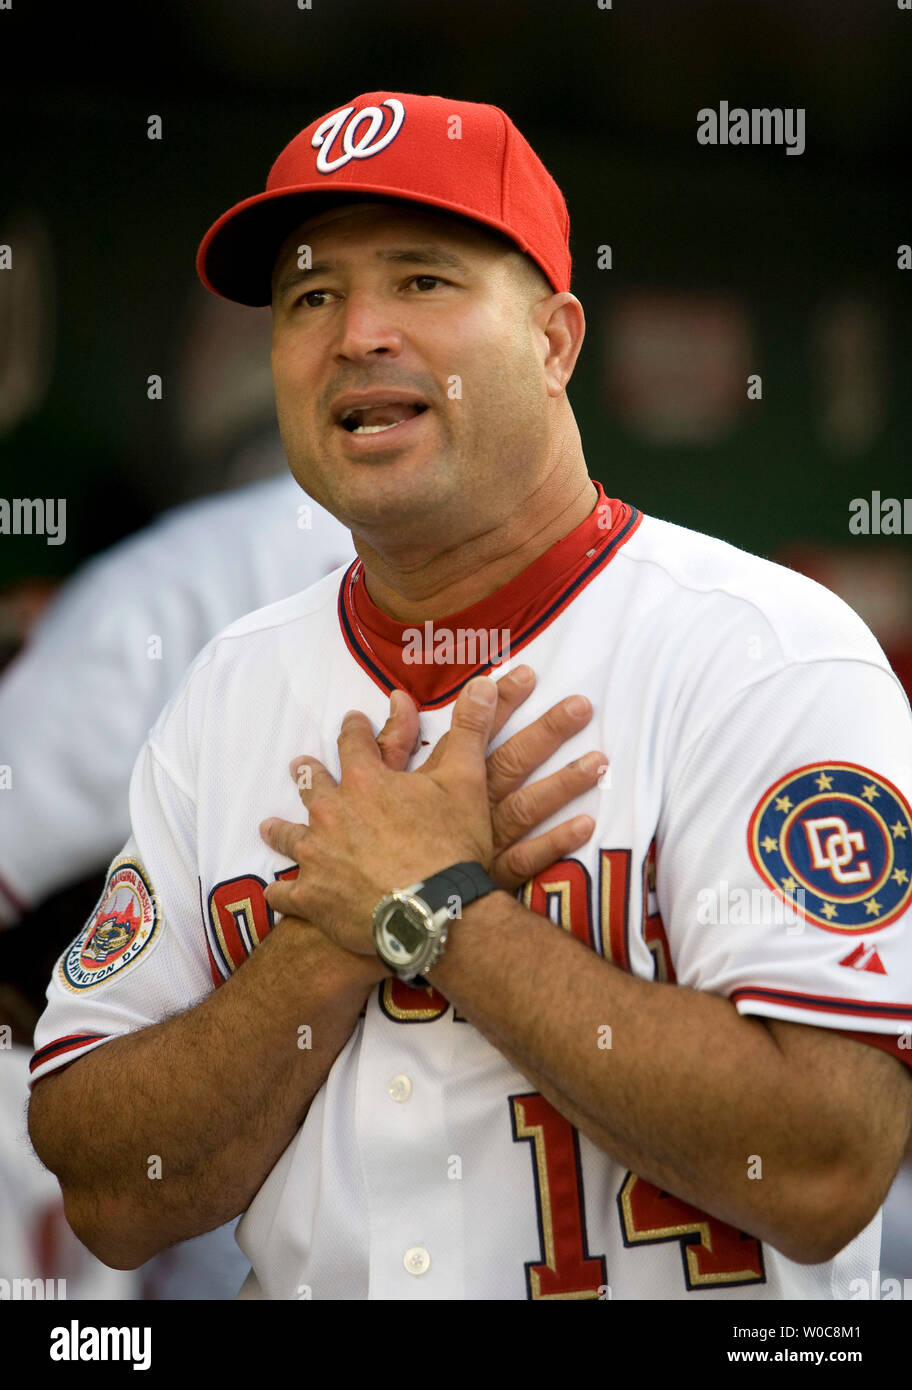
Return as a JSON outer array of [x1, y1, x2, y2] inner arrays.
[[534, 292, 586, 396]]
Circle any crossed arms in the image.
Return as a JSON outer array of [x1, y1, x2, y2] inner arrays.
[[29, 670, 912, 1269]]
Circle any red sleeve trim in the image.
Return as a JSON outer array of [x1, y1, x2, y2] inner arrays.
[[731, 985, 912, 1023], [29, 1033, 109, 1073]]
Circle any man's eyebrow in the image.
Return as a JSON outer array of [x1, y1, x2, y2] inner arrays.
[[272, 245, 471, 300], [377, 245, 471, 272]]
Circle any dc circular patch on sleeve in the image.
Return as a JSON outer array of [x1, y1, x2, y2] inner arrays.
[[747, 762, 912, 933], [60, 859, 160, 990]]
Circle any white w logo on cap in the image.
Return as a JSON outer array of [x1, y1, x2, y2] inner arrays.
[[312, 99, 406, 174]]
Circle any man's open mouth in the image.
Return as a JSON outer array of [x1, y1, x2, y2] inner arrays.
[[338, 401, 430, 435]]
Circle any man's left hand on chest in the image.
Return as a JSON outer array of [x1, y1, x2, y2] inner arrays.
[[260, 671, 606, 957], [261, 676, 497, 953]]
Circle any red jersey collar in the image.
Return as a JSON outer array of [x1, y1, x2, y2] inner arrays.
[[338, 482, 641, 708]]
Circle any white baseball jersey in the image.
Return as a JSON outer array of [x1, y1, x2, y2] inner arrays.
[[0, 468, 354, 922], [30, 486, 912, 1300]]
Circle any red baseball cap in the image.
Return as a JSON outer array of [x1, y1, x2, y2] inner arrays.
[[196, 92, 571, 307]]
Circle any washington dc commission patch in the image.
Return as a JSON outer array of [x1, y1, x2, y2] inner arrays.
[[60, 859, 160, 990], [748, 761, 912, 933]]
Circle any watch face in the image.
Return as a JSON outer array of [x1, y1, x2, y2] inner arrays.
[[386, 905, 425, 957]]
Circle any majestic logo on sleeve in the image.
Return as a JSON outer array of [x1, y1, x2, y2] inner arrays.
[[61, 860, 160, 990], [748, 762, 912, 933]]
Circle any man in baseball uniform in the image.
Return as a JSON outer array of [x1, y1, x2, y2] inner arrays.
[[28, 93, 912, 1300]]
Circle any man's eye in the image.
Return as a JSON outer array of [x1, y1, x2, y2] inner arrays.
[[409, 276, 445, 291], [295, 289, 333, 308]]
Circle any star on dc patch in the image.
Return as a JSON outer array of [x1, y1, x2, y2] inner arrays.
[[60, 859, 160, 990], [747, 762, 912, 932]]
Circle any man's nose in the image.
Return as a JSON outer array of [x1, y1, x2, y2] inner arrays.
[[333, 293, 402, 362]]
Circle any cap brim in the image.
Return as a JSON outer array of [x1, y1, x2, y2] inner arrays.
[[197, 187, 357, 307], [197, 184, 559, 307]]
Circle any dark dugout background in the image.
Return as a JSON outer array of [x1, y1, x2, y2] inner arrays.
[[1, 0, 909, 591]]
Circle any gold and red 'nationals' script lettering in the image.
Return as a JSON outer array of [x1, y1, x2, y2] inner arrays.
[[206, 867, 297, 981], [599, 848, 632, 966], [379, 975, 450, 1022], [207, 875, 274, 972], [381, 859, 599, 1023], [642, 837, 675, 981], [519, 856, 597, 945], [375, 856, 597, 1034], [520, 857, 595, 946]]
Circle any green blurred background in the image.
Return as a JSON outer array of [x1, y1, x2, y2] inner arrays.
[[0, 0, 909, 586]]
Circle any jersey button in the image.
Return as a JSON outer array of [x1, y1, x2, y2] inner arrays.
[[403, 1246, 431, 1277], [388, 1073, 413, 1103]]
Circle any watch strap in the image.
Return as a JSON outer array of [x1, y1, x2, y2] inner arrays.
[[414, 861, 499, 916]]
